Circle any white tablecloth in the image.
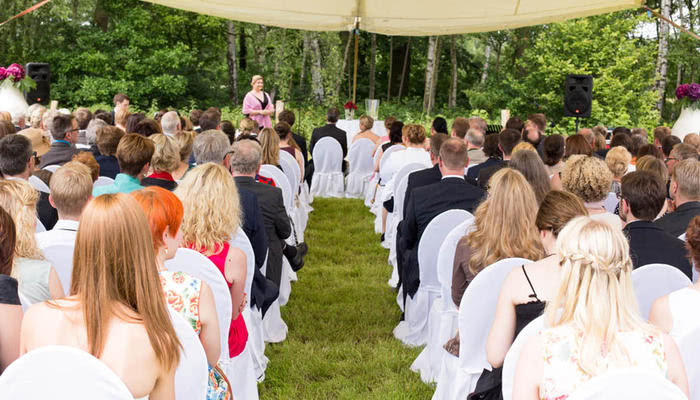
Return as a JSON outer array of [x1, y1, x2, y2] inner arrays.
[[336, 119, 387, 145]]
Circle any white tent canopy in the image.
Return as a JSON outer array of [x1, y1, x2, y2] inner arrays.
[[142, 0, 643, 35]]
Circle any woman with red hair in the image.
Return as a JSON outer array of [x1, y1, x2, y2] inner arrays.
[[131, 186, 230, 400]]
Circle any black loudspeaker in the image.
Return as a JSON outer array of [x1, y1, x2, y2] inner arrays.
[[563, 74, 593, 118], [25, 63, 50, 105]]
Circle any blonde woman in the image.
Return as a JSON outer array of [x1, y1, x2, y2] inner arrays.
[[171, 130, 194, 181], [20, 194, 181, 399], [239, 118, 256, 136], [242, 75, 274, 129], [513, 217, 688, 399], [561, 155, 621, 229], [0, 180, 64, 304], [352, 115, 381, 145], [605, 146, 632, 196], [258, 127, 280, 167], [142, 134, 180, 191], [175, 163, 249, 358]]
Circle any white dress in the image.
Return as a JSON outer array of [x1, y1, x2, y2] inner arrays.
[[668, 287, 700, 340]]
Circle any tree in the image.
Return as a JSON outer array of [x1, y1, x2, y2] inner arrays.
[[308, 32, 325, 103], [423, 36, 439, 114], [654, 0, 672, 116], [449, 35, 458, 108], [225, 20, 238, 104], [369, 33, 377, 99]]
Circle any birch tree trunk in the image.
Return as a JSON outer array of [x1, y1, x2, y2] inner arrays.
[[423, 36, 439, 114], [387, 37, 393, 100], [480, 44, 492, 84], [336, 32, 353, 100], [398, 38, 411, 99], [429, 37, 441, 114], [308, 33, 325, 104], [449, 35, 458, 109], [369, 33, 377, 99], [225, 21, 239, 104], [654, 0, 671, 115], [298, 34, 310, 98]]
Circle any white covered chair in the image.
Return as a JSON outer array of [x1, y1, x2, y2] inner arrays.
[[279, 150, 311, 233], [42, 165, 60, 173], [603, 191, 619, 213], [222, 342, 260, 400], [0, 346, 133, 399], [94, 176, 114, 187], [411, 218, 474, 383], [631, 263, 691, 320], [394, 209, 473, 347], [501, 316, 545, 400], [364, 146, 385, 207], [371, 144, 405, 228], [260, 163, 303, 244], [28, 175, 50, 193], [41, 244, 74, 295], [35, 217, 46, 233], [260, 254, 288, 343], [433, 257, 533, 400], [678, 325, 700, 400], [567, 368, 687, 400], [345, 138, 376, 198], [310, 137, 344, 198], [169, 309, 208, 400]]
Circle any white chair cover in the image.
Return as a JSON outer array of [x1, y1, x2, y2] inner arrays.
[[394, 209, 473, 347], [168, 309, 208, 400], [279, 151, 310, 236], [260, 164, 303, 244], [631, 263, 692, 320], [387, 162, 431, 286], [229, 228, 255, 301], [378, 144, 407, 183], [364, 147, 384, 207], [603, 191, 619, 213], [263, 298, 288, 343], [371, 144, 406, 233], [18, 290, 32, 312], [412, 218, 475, 383], [165, 248, 232, 362], [41, 244, 74, 295], [567, 368, 687, 400], [678, 326, 700, 400], [501, 316, 545, 400], [221, 341, 260, 400], [279, 150, 301, 197], [94, 176, 114, 187], [433, 257, 533, 400], [28, 175, 50, 193], [0, 346, 133, 399], [310, 137, 344, 198], [42, 165, 60, 172], [345, 138, 376, 198], [35, 217, 46, 233]]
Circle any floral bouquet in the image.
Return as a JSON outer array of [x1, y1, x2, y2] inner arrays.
[[343, 101, 357, 120], [675, 83, 700, 110], [0, 63, 36, 93]]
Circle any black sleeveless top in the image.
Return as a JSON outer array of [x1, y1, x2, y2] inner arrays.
[[513, 265, 546, 338], [0, 274, 20, 305]]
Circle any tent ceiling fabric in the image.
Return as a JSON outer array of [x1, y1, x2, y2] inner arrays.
[[142, 0, 643, 35]]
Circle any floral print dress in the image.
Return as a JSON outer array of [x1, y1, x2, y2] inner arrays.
[[160, 270, 230, 400], [539, 324, 668, 400]]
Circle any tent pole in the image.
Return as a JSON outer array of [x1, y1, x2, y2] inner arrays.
[[352, 22, 359, 105]]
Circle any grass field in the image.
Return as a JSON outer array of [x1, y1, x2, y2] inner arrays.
[[258, 198, 434, 399]]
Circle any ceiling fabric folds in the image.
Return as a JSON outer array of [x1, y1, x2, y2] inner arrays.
[[141, 0, 644, 35]]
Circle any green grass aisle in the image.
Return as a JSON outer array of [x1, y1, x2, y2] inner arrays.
[[258, 198, 434, 399]]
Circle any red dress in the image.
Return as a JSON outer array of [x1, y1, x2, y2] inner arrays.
[[190, 242, 249, 358]]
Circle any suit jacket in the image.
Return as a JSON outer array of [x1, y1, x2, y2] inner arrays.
[[399, 177, 485, 299], [466, 157, 501, 181], [477, 160, 508, 190], [238, 187, 277, 315], [292, 132, 308, 163], [402, 164, 442, 219], [624, 220, 692, 280], [310, 123, 348, 158], [234, 176, 291, 288], [654, 201, 700, 238], [39, 142, 80, 168]]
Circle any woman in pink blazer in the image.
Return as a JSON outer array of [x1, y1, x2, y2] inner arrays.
[[242, 75, 275, 129]]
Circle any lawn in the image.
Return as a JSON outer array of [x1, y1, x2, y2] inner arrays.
[[258, 198, 435, 399]]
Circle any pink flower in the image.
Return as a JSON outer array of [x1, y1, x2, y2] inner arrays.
[[676, 84, 690, 100], [688, 83, 700, 102], [6, 63, 24, 82], [0, 67, 7, 81]]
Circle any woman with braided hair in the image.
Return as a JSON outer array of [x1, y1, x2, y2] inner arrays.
[[513, 216, 688, 400]]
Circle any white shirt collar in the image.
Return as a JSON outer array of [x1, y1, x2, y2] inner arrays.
[[442, 174, 465, 180], [52, 219, 80, 231]]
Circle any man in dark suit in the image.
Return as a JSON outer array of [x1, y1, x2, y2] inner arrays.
[[398, 138, 486, 302], [278, 110, 308, 164], [229, 139, 296, 288], [39, 114, 81, 168], [466, 132, 502, 181], [477, 128, 521, 190], [310, 107, 347, 158], [400, 133, 449, 217], [655, 158, 700, 237], [621, 171, 692, 279]]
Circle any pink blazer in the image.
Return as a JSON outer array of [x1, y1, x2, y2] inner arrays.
[[242, 91, 274, 129]]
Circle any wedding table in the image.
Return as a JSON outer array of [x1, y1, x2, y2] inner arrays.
[[336, 119, 387, 145]]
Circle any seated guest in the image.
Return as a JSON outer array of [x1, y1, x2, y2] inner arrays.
[[132, 187, 230, 398], [650, 216, 700, 339], [35, 162, 93, 248], [39, 114, 80, 168], [466, 133, 502, 181], [465, 128, 487, 166], [190, 109, 203, 133], [141, 134, 179, 191], [0, 207, 22, 372], [653, 126, 671, 150], [684, 133, 700, 153], [608, 131, 634, 156], [200, 109, 222, 132], [73, 108, 92, 146], [620, 171, 692, 278], [399, 138, 486, 303], [18, 106, 50, 160], [523, 113, 546, 152], [85, 118, 107, 157], [430, 116, 448, 137], [310, 107, 347, 158], [449, 117, 469, 140], [662, 135, 682, 159], [513, 216, 688, 399], [477, 128, 521, 189], [20, 193, 180, 398], [656, 159, 700, 237], [605, 146, 632, 196], [133, 118, 161, 137], [276, 121, 305, 180], [114, 107, 129, 132], [487, 191, 587, 369], [278, 110, 308, 164], [259, 127, 281, 168], [0, 120, 15, 140], [561, 155, 621, 229], [508, 148, 550, 204], [564, 133, 593, 159], [541, 134, 565, 178], [125, 112, 145, 134], [72, 152, 100, 182], [401, 133, 450, 216], [172, 130, 194, 181], [352, 115, 381, 145], [0, 134, 57, 229], [637, 143, 664, 160], [372, 120, 403, 174], [175, 164, 250, 359], [95, 125, 123, 179], [221, 120, 236, 144], [505, 116, 525, 134], [0, 180, 64, 303], [666, 143, 697, 177], [93, 133, 154, 196], [193, 130, 229, 165], [380, 124, 431, 196], [468, 116, 487, 137], [636, 155, 669, 184], [159, 111, 180, 137], [239, 118, 256, 137], [451, 168, 543, 308]]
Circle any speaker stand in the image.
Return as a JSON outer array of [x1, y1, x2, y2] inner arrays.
[[575, 117, 580, 133]]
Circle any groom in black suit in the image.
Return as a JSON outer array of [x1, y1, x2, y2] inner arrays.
[[307, 108, 348, 183], [398, 138, 486, 303]]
